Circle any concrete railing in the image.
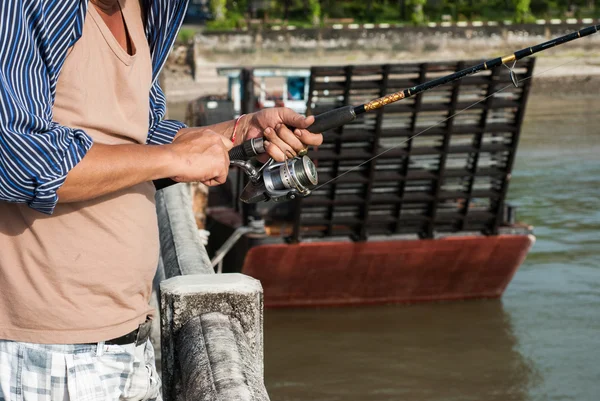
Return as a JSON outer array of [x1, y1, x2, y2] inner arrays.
[[155, 183, 269, 401]]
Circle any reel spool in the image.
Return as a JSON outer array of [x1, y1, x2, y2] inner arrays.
[[239, 155, 318, 204]]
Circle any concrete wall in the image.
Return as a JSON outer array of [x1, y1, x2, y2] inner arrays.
[[194, 21, 600, 69]]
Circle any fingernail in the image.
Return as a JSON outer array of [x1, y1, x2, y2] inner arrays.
[[294, 129, 302, 137], [275, 123, 282, 130], [264, 128, 272, 135], [263, 140, 271, 147]]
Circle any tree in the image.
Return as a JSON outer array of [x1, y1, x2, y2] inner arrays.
[[283, 1, 290, 20], [409, 0, 427, 24], [398, 0, 408, 20], [211, 0, 227, 21], [513, 0, 533, 22], [307, 0, 321, 25]]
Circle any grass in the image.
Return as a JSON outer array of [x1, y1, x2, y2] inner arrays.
[[177, 28, 197, 44]]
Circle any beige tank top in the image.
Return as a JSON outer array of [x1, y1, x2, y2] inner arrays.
[[0, 0, 159, 343]]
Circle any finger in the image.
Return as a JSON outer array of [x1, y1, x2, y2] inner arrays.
[[278, 108, 315, 129], [203, 174, 227, 186], [203, 179, 220, 186], [218, 135, 234, 150], [264, 127, 296, 160], [276, 124, 306, 153], [216, 174, 228, 185], [263, 140, 286, 162], [294, 129, 324, 146]]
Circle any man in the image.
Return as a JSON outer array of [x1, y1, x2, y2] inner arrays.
[[0, 1, 322, 400]]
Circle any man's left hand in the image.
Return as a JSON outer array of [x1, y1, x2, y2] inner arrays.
[[237, 108, 324, 162]]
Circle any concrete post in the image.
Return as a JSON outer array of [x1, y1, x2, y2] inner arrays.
[[177, 313, 270, 401], [160, 274, 265, 401]]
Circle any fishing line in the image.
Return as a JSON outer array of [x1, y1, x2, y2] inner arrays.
[[155, 25, 599, 203], [313, 56, 584, 191]]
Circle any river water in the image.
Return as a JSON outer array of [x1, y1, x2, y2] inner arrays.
[[261, 90, 600, 400]]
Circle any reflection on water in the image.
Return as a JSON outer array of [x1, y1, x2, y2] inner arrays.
[[503, 92, 600, 401], [265, 301, 535, 401], [263, 91, 600, 400], [509, 94, 600, 269]]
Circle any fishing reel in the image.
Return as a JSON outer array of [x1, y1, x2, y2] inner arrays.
[[227, 107, 361, 203], [230, 137, 318, 204]]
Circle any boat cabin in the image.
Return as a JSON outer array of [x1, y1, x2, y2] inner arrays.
[[218, 66, 312, 116]]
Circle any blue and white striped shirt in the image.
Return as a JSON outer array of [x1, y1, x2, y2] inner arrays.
[[0, 0, 189, 214]]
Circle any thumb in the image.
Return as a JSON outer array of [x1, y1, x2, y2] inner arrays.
[[219, 135, 234, 150]]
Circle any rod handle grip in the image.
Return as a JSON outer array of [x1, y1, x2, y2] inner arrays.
[[154, 178, 178, 190], [307, 105, 357, 134]]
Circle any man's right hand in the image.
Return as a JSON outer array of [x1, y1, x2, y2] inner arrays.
[[167, 128, 233, 186], [57, 127, 233, 204]]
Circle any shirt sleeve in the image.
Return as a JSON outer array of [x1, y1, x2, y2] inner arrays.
[[146, 77, 187, 146], [0, 1, 94, 215], [144, 0, 189, 145]]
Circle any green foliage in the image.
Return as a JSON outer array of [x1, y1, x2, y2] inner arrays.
[[207, 0, 247, 30], [177, 28, 196, 44], [308, 0, 321, 25], [211, 0, 227, 21], [408, 0, 427, 25], [513, 0, 534, 23], [206, 0, 600, 29], [206, 17, 243, 31]]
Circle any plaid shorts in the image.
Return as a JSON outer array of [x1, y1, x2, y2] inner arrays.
[[0, 339, 161, 401]]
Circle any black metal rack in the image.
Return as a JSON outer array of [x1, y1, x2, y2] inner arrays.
[[218, 58, 535, 244], [285, 58, 535, 241]]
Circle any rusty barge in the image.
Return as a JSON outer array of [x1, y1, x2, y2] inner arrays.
[[189, 59, 536, 308]]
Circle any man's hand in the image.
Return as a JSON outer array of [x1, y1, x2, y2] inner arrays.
[[237, 108, 324, 162], [57, 128, 233, 203], [168, 128, 232, 186], [58, 109, 318, 204]]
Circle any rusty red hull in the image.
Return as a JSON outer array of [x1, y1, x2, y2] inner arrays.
[[242, 234, 534, 308]]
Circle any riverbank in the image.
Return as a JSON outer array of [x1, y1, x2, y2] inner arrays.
[[163, 21, 600, 104], [164, 54, 600, 116]]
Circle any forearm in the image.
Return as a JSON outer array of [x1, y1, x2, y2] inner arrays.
[[57, 143, 174, 203]]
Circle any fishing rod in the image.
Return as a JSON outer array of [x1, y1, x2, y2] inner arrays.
[[155, 24, 600, 202]]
